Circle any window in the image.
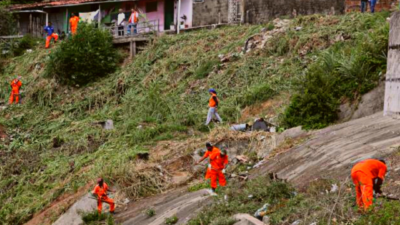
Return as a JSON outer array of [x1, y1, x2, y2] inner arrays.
[[146, 1, 158, 13]]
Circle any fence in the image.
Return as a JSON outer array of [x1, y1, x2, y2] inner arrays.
[[104, 19, 160, 38]]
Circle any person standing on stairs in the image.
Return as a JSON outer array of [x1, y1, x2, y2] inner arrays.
[[9, 76, 22, 105], [196, 143, 221, 181], [205, 88, 222, 125], [351, 159, 387, 210], [209, 149, 229, 193], [92, 178, 116, 214]]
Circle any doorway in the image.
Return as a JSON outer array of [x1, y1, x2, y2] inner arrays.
[[164, 0, 174, 30]]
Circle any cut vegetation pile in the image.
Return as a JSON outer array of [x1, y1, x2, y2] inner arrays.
[[0, 12, 390, 224]]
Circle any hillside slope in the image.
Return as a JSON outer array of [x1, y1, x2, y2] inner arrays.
[[0, 12, 390, 224]]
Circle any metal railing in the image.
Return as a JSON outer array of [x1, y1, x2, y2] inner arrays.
[[104, 19, 160, 38]]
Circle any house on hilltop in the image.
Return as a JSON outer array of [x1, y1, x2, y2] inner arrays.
[[10, 0, 194, 38], [9, 0, 398, 38]]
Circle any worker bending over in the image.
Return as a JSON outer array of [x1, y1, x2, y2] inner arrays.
[[351, 159, 387, 210], [44, 22, 58, 49], [196, 143, 221, 180], [205, 88, 222, 125], [209, 149, 228, 193], [92, 178, 115, 214], [69, 13, 80, 35], [9, 76, 22, 104]]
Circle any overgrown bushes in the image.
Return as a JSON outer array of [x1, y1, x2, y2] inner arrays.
[[0, 2, 16, 36], [46, 22, 120, 85], [283, 13, 389, 129]]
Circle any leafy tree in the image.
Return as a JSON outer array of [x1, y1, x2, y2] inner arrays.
[[46, 22, 120, 85], [0, 2, 16, 36]]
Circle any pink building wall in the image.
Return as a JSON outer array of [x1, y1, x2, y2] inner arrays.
[[137, 0, 166, 31]]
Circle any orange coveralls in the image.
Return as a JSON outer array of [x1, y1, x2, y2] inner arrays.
[[69, 16, 80, 35], [9, 79, 22, 104], [209, 151, 228, 189], [45, 33, 59, 49], [92, 182, 115, 213], [351, 159, 387, 210], [200, 146, 220, 179]]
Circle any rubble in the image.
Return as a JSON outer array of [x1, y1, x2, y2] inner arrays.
[[243, 18, 291, 53]]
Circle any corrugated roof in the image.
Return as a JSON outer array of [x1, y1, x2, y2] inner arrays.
[[9, 0, 100, 10]]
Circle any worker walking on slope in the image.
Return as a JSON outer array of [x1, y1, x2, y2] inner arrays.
[[69, 13, 80, 35], [209, 149, 228, 193], [205, 88, 222, 125], [92, 178, 116, 214], [196, 143, 221, 180], [44, 22, 58, 49], [9, 76, 22, 105], [351, 159, 387, 210]]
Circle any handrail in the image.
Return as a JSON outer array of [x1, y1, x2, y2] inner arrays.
[[104, 19, 160, 38]]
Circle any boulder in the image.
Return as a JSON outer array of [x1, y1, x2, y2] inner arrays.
[[233, 214, 266, 225]]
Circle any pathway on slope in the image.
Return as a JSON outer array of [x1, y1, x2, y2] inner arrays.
[[252, 112, 400, 187], [116, 188, 212, 225]]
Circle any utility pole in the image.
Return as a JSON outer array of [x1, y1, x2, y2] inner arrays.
[[177, 0, 182, 34]]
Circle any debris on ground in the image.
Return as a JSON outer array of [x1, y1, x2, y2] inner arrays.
[[254, 203, 270, 220], [235, 155, 249, 163], [243, 18, 290, 53], [230, 123, 249, 132]]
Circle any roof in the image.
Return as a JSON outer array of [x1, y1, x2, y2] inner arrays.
[[10, 0, 98, 10]]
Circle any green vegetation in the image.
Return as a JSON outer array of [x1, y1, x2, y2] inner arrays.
[[188, 176, 295, 225], [283, 12, 389, 129], [146, 208, 156, 217], [46, 22, 120, 85], [189, 177, 400, 224], [165, 215, 179, 225], [81, 210, 115, 225], [0, 12, 391, 224], [188, 181, 210, 192], [0, 2, 16, 36]]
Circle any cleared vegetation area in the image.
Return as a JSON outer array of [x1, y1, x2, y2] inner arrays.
[[0, 12, 390, 224]]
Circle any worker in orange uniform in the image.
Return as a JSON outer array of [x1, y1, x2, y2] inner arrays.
[[205, 88, 222, 125], [92, 178, 115, 214], [196, 143, 221, 180], [351, 159, 387, 210], [44, 22, 58, 49], [9, 76, 22, 105], [69, 13, 80, 35], [209, 149, 229, 193]]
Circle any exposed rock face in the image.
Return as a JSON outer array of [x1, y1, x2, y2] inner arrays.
[[339, 83, 384, 121]]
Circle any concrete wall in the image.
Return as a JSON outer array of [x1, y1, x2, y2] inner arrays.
[[192, 0, 345, 26], [192, 0, 229, 27], [244, 0, 345, 24], [384, 12, 400, 116]]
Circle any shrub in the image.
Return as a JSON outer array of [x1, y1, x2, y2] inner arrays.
[[0, 3, 16, 36], [165, 215, 179, 225], [283, 21, 388, 129], [12, 35, 37, 56], [46, 22, 119, 85]]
